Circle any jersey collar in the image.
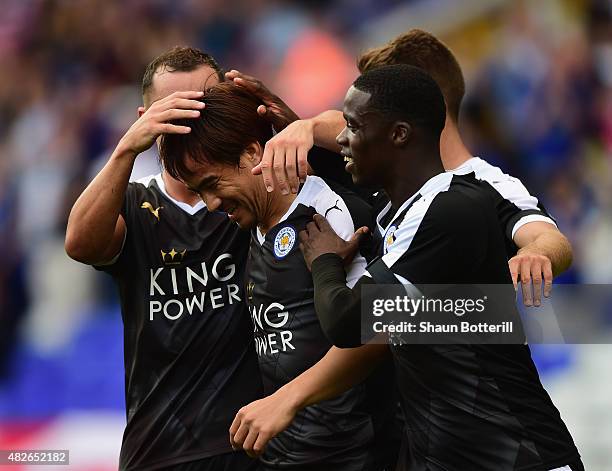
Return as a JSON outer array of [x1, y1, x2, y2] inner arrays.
[[376, 171, 454, 236], [154, 173, 206, 216]]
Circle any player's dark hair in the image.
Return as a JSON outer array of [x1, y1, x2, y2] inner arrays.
[[353, 64, 446, 137], [357, 29, 464, 123], [141, 46, 223, 97], [160, 82, 273, 180]]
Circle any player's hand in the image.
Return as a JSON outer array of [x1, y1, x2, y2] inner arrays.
[[229, 390, 299, 458], [225, 69, 299, 132], [253, 119, 315, 195], [117, 90, 205, 156], [299, 214, 368, 270], [509, 251, 553, 307]]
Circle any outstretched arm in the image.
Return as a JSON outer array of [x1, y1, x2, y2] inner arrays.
[[229, 343, 388, 457]]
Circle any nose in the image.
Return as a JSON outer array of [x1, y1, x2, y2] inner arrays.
[[336, 126, 348, 147], [201, 191, 222, 211]]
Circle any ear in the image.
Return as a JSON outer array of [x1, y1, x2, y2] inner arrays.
[[242, 141, 264, 166], [391, 122, 412, 147], [137, 106, 146, 118]]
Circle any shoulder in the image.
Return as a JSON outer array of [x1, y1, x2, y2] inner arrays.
[[455, 158, 535, 200], [300, 176, 359, 239], [424, 178, 492, 232]]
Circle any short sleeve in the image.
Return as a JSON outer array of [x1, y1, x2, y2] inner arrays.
[[372, 192, 488, 284], [482, 174, 556, 242]]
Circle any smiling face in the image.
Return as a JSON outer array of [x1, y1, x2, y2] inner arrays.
[[336, 86, 395, 189], [181, 144, 267, 230]]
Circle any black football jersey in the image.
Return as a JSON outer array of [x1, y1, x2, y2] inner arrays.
[[367, 172, 580, 470], [97, 174, 262, 470], [247, 176, 390, 470]]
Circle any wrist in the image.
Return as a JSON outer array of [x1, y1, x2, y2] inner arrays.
[[276, 381, 307, 412], [113, 140, 139, 162]]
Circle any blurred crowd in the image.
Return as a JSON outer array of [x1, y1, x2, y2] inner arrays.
[[0, 0, 611, 378]]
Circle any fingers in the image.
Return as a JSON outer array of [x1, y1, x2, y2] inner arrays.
[[284, 146, 299, 193], [511, 254, 554, 307], [297, 145, 308, 184], [229, 408, 246, 450], [157, 108, 201, 122], [225, 70, 269, 97], [349, 226, 369, 245], [230, 419, 249, 451], [158, 123, 192, 134], [272, 149, 290, 195], [155, 97, 206, 114], [257, 143, 276, 191], [313, 214, 333, 232], [352, 225, 369, 238], [520, 259, 533, 307], [240, 428, 262, 458], [542, 258, 553, 298], [509, 258, 520, 292], [530, 259, 543, 307], [306, 219, 321, 235], [253, 432, 272, 457]]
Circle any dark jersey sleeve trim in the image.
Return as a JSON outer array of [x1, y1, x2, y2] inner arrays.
[[366, 257, 401, 285], [311, 253, 370, 348]]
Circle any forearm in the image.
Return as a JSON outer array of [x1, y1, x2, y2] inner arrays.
[[65, 144, 136, 263], [311, 253, 364, 347], [516, 228, 573, 276], [310, 110, 344, 152], [278, 344, 388, 411]]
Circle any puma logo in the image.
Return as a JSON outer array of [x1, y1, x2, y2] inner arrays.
[[141, 202, 162, 220], [324, 199, 343, 217]]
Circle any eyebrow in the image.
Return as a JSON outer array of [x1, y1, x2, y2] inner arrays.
[[188, 174, 218, 192]]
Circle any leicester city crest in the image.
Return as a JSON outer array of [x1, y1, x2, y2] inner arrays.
[[274, 226, 296, 258], [383, 225, 397, 254]]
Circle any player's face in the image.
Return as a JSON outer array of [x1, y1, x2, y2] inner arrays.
[[336, 86, 393, 188], [181, 151, 265, 229]]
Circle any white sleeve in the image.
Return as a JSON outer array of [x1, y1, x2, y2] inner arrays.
[[313, 190, 368, 288]]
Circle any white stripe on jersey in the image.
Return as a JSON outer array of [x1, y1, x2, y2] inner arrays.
[[263, 175, 368, 288], [368, 172, 454, 284], [450, 157, 556, 237]]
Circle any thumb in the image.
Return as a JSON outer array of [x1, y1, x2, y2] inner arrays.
[[348, 226, 369, 248], [350, 226, 369, 242]]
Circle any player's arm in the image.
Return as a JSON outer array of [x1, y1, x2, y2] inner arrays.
[[489, 174, 573, 305], [301, 195, 490, 346], [225, 70, 348, 193], [253, 112, 345, 194], [229, 343, 388, 457], [510, 222, 572, 306], [65, 90, 204, 265]]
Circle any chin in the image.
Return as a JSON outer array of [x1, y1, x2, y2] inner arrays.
[[233, 216, 256, 231], [352, 174, 375, 189]]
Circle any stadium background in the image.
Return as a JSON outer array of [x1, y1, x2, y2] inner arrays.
[[1, 0, 611, 469]]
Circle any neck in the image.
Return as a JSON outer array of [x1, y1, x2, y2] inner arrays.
[[162, 171, 202, 206], [384, 147, 445, 210], [439, 117, 473, 170], [257, 186, 298, 234]]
